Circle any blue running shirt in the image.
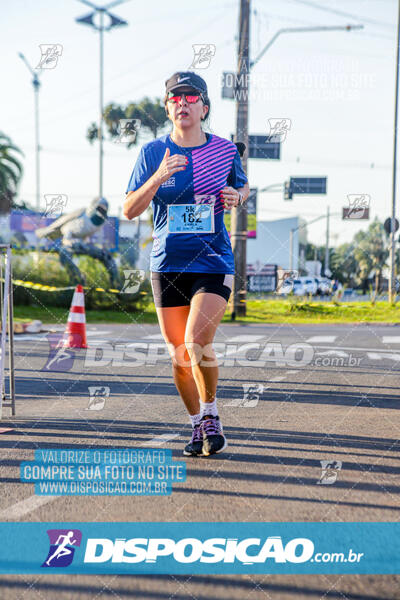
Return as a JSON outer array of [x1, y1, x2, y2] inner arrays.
[[126, 133, 248, 273]]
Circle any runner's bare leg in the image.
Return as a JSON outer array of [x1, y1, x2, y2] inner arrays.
[[184, 293, 227, 404], [156, 305, 200, 415]]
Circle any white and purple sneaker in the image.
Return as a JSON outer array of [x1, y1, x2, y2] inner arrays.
[[201, 414, 227, 456], [183, 423, 203, 456]]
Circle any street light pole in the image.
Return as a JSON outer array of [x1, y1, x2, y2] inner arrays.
[[289, 210, 339, 273], [76, 0, 128, 200], [230, 18, 363, 318], [389, 0, 400, 303], [18, 53, 41, 213], [99, 9, 104, 199]]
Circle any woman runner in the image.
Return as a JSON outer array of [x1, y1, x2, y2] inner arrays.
[[124, 71, 249, 456]]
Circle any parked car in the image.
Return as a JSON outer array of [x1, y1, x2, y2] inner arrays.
[[292, 279, 307, 296], [315, 277, 331, 296], [277, 278, 306, 295], [300, 277, 318, 295]]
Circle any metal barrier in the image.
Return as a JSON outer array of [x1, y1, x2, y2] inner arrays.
[[0, 245, 15, 418]]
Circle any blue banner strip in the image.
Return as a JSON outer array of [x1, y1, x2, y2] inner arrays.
[[0, 522, 399, 574]]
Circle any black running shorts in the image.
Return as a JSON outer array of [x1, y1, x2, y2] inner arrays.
[[151, 272, 234, 308]]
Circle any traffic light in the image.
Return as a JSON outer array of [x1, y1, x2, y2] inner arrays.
[[284, 180, 292, 200]]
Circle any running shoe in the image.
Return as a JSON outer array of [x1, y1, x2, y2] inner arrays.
[[183, 423, 203, 456], [201, 414, 227, 456]]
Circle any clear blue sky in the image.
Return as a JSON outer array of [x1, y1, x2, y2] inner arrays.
[[2, 0, 397, 247]]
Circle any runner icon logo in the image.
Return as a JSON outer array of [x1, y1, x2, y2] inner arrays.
[[42, 529, 82, 568], [317, 460, 342, 485], [121, 270, 146, 294], [116, 119, 141, 144], [42, 333, 75, 372], [87, 386, 110, 411], [266, 118, 291, 143], [36, 44, 63, 69], [189, 44, 216, 69]]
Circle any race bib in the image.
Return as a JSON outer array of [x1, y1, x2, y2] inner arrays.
[[167, 203, 214, 234]]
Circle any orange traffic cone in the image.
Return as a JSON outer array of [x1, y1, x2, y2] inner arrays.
[[62, 284, 88, 348]]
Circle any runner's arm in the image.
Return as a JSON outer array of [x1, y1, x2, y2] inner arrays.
[[124, 148, 187, 220], [123, 174, 162, 220]]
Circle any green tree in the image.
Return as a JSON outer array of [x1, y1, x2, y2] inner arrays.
[[330, 243, 357, 284], [353, 219, 389, 298], [0, 133, 24, 214], [87, 97, 169, 147]]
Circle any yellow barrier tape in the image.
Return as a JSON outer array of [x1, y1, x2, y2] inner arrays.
[[6, 279, 147, 295]]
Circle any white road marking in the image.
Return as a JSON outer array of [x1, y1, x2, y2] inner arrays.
[[382, 336, 400, 344], [306, 336, 337, 343], [316, 350, 349, 358], [310, 344, 399, 354], [13, 335, 48, 342], [367, 352, 400, 362], [287, 370, 299, 374], [143, 433, 180, 446], [86, 331, 111, 337], [144, 334, 164, 340], [0, 495, 58, 520], [225, 335, 265, 343], [268, 376, 285, 382]]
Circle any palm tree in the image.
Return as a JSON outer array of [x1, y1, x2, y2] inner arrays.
[[354, 219, 389, 299], [87, 98, 169, 147], [0, 133, 24, 214]]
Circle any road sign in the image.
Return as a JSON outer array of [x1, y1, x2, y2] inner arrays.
[[248, 135, 280, 159], [343, 207, 370, 220], [290, 177, 327, 195], [384, 217, 399, 234]]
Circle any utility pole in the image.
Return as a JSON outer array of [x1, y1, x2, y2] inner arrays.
[[231, 0, 250, 318], [229, 13, 363, 318], [325, 205, 330, 277], [389, 0, 400, 302]]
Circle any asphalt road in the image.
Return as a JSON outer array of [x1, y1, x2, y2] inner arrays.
[[0, 322, 399, 599]]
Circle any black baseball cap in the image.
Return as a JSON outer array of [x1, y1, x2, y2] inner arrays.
[[165, 71, 208, 96]]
